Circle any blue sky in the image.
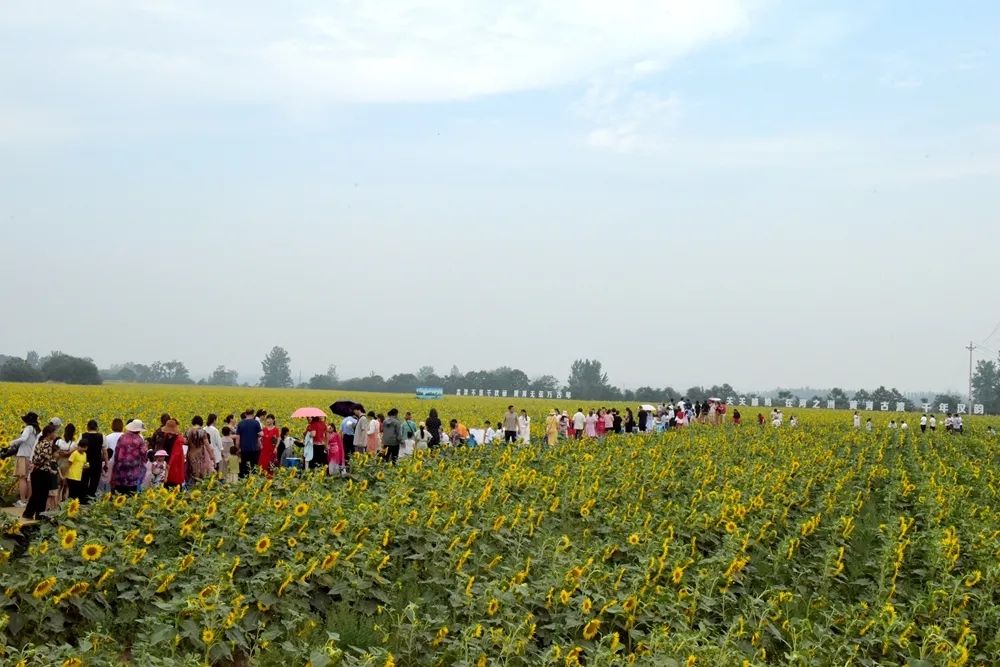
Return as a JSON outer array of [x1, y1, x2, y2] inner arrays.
[[1, 0, 998, 392]]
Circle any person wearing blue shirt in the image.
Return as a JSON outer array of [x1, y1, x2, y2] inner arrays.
[[340, 413, 358, 466], [235, 410, 262, 478]]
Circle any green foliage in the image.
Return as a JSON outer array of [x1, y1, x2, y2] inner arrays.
[[260, 346, 293, 388]]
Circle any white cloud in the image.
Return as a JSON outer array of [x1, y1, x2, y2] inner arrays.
[[0, 0, 753, 105]]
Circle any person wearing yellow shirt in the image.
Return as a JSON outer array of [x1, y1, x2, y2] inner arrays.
[[67, 441, 89, 501]]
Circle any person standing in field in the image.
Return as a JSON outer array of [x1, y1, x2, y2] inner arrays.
[[366, 411, 381, 454], [341, 409, 358, 466], [66, 439, 89, 501], [381, 409, 404, 463], [206, 414, 223, 476], [9, 412, 41, 508], [79, 420, 105, 501], [929, 414, 937, 431], [919, 414, 927, 433], [517, 409, 531, 444], [595, 409, 607, 437], [327, 423, 345, 473], [866, 418, 873, 431], [545, 410, 559, 446], [624, 408, 635, 434], [425, 408, 442, 449], [259, 415, 280, 476], [584, 410, 598, 438], [853, 411, 861, 428], [354, 410, 371, 455], [101, 418, 124, 493], [111, 420, 149, 494], [573, 408, 586, 438], [236, 410, 261, 478], [186, 417, 215, 483], [22, 424, 58, 519], [502, 406, 518, 443]]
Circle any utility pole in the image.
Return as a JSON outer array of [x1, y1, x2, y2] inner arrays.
[[966, 341, 975, 417]]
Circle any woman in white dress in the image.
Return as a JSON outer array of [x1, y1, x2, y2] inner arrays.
[[517, 410, 531, 444]]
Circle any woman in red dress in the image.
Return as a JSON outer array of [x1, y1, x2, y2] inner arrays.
[[596, 409, 607, 437], [163, 420, 187, 488], [259, 415, 279, 476]]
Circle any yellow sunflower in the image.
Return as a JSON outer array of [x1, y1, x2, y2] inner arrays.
[[320, 551, 341, 570], [204, 501, 218, 519], [66, 498, 80, 518], [201, 628, 215, 644], [581, 597, 592, 614], [113, 494, 127, 508], [627, 534, 640, 546], [331, 519, 348, 536], [143, 533, 154, 545], [32, 576, 57, 599], [671, 567, 685, 585], [487, 598, 500, 616], [61, 659, 83, 667], [256, 536, 272, 554], [287, 537, 297, 548], [81, 543, 105, 562], [582, 618, 601, 641], [60, 530, 77, 550], [293, 502, 310, 517]]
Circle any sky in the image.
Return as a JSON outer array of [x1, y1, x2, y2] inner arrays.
[[1, 0, 998, 393]]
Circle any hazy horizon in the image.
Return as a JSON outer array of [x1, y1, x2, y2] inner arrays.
[[2, 1, 998, 395]]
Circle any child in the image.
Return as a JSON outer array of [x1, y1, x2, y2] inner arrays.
[[226, 445, 240, 483], [67, 440, 89, 500], [150, 449, 168, 487], [220, 426, 235, 476], [278, 427, 296, 468], [327, 424, 345, 476]]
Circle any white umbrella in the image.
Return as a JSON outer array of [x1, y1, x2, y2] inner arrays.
[[640, 404, 656, 412], [708, 397, 722, 402]]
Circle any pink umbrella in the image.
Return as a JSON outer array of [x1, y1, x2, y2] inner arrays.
[[291, 407, 326, 418]]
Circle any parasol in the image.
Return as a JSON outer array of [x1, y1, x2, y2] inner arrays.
[[291, 407, 326, 418], [330, 400, 365, 417]]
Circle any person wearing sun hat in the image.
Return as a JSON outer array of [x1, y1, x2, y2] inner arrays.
[[8, 411, 42, 508], [109, 419, 148, 496]]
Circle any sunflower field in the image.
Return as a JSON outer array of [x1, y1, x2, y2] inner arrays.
[[1, 384, 999, 666]]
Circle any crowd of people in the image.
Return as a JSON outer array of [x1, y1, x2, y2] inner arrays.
[[7, 398, 978, 520], [2, 399, 733, 518]]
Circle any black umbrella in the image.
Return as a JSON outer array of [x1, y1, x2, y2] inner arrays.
[[330, 401, 364, 417]]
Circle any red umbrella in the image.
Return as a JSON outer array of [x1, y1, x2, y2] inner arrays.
[[291, 407, 326, 419]]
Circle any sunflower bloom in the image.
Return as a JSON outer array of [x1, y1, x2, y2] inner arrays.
[[582, 618, 601, 641], [66, 498, 80, 518], [487, 598, 500, 616], [32, 577, 57, 599], [60, 530, 77, 550], [81, 543, 105, 562], [628, 534, 640, 546], [256, 536, 272, 554], [294, 502, 310, 517], [201, 628, 215, 644]]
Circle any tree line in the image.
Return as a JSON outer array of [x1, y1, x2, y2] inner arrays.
[[0, 346, 986, 411]]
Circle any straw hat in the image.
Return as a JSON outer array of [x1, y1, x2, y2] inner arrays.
[[161, 419, 180, 435], [125, 419, 146, 433]]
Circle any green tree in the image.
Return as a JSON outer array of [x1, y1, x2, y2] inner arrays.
[[209, 366, 239, 386], [261, 346, 293, 388], [826, 387, 849, 403], [971, 357, 1000, 413], [0, 357, 44, 382], [41, 353, 102, 385], [566, 359, 614, 400]]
